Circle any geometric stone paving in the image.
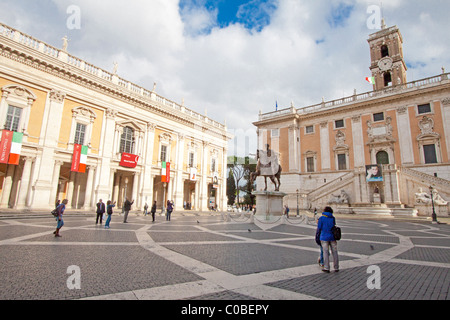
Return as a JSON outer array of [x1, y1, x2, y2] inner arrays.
[[0, 211, 449, 301]]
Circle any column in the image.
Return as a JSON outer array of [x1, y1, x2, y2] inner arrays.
[[32, 90, 66, 208], [288, 124, 298, 172], [15, 157, 34, 209], [66, 171, 76, 208], [200, 142, 209, 211], [132, 173, 139, 205], [83, 165, 95, 209], [320, 122, 331, 170], [49, 161, 64, 206], [140, 122, 155, 202], [351, 116, 365, 168], [95, 109, 117, 202], [174, 133, 185, 209], [0, 165, 16, 208], [221, 147, 228, 211], [396, 106, 414, 164]]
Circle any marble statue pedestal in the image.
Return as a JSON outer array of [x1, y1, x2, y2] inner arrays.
[[253, 191, 287, 221]]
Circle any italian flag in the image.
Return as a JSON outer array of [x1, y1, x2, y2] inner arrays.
[[0, 130, 23, 165], [161, 162, 170, 183], [366, 76, 375, 84], [71, 144, 88, 173], [8, 132, 23, 165]]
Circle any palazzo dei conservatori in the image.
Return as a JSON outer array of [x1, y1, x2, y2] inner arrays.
[[0, 22, 232, 212], [253, 21, 450, 217]]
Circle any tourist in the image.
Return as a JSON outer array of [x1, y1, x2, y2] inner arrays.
[[150, 201, 157, 222], [166, 200, 173, 221], [96, 199, 105, 224], [54, 199, 68, 237], [123, 198, 134, 223], [143, 202, 149, 216], [105, 200, 116, 229], [316, 206, 339, 273]]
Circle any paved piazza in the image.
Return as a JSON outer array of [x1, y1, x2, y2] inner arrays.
[[0, 211, 449, 301]]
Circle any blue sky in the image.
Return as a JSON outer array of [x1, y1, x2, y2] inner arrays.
[[179, 0, 278, 33]]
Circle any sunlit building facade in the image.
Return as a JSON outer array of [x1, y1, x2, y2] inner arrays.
[[0, 23, 232, 212], [254, 23, 450, 216]]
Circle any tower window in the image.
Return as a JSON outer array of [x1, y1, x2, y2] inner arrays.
[[384, 72, 392, 87], [381, 45, 389, 58]]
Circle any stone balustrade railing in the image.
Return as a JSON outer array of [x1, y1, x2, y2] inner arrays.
[[0, 22, 226, 131]]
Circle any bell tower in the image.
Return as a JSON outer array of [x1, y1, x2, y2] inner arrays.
[[368, 19, 408, 91]]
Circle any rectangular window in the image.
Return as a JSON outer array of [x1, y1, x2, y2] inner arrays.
[[74, 123, 86, 145], [418, 103, 431, 114], [305, 125, 314, 134], [335, 119, 344, 128], [160, 145, 167, 162], [211, 158, 216, 172], [373, 112, 384, 122], [306, 157, 315, 173], [120, 127, 135, 154], [271, 129, 279, 138], [4, 105, 22, 132], [338, 154, 347, 170], [423, 144, 437, 164], [189, 152, 194, 168]]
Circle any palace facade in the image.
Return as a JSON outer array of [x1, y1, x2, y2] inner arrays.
[[0, 23, 232, 212], [253, 23, 450, 216]]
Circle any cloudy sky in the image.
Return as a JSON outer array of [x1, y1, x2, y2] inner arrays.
[[1, 0, 449, 157]]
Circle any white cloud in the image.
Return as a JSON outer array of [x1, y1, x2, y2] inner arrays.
[[1, 0, 449, 157]]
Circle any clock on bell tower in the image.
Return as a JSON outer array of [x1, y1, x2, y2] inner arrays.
[[367, 19, 408, 91]]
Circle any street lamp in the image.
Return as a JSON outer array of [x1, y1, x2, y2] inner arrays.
[[429, 185, 437, 223], [296, 189, 299, 217]]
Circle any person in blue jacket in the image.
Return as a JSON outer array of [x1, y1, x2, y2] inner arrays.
[[316, 206, 339, 273]]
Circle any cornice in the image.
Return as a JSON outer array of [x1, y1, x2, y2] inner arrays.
[[0, 33, 229, 139]]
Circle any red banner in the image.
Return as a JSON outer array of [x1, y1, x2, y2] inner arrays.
[[71, 144, 81, 172], [120, 153, 139, 168], [0, 130, 13, 164]]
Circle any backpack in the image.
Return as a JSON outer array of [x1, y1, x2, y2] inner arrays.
[[51, 206, 59, 217], [332, 225, 341, 241]]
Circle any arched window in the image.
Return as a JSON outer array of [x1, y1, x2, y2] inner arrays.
[[120, 126, 135, 154], [376, 151, 389, 165], [384, 72, 392, 87], [381, 45, 389, 58]]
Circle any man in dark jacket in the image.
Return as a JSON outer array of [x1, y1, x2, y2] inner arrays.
[[123, 198, 134, 223], [316, 206, 339, 273], [96, 199, 106, 224]]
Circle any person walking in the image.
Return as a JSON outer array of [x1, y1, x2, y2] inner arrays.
[[54, 199, 68, 237], [96, 199, 106, 225], [284, 205, 290, 218], [316, 206, 339, 273], [105, 200, 116, 229], [166, 200, 173, 221], [143, 202, 149, 216], [150, 200, 157, 222], [123, 198, 134, 223]]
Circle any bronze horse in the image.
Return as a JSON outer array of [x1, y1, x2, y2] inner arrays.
[[250, 149, 282, 192]]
